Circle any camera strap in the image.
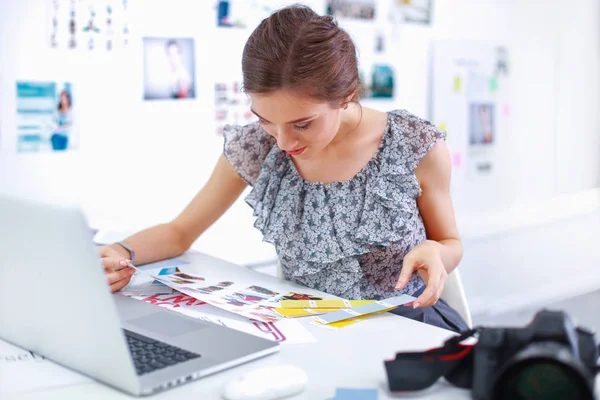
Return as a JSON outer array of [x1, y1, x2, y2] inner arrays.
[[384, 328, 480, 392]]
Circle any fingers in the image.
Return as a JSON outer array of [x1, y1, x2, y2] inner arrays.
[[413, 269, 446, 308], [106, 267, 135, 287], [110, 276, 132, 293], [101, 257, 130, 272], [413, 285, 437, 309], [395, 256, 418, 290]]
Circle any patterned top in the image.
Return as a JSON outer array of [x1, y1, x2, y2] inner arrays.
[[223, 109, 446, 300]]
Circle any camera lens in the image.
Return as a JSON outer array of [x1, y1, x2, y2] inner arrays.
[[495, 360, 589, 400]]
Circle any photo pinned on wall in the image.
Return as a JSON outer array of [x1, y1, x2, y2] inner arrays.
[[360, 64, 395, 99], [143, 37, 196, 100], [326, 0, 375, 20], [395, 0, 432, 24], [215, 0, 323, 29], [215, 81, 256, 135], [374, 30, 385, 53], [494, 46, 509, 77], [16, 81, 78, 153], [469, 103, 495, 146], [48, 0, 130, 50]]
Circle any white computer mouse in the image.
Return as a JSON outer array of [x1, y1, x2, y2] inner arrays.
[[221, 364, 308, 400]]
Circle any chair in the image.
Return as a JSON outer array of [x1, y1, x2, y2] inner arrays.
[[275, 263, 473, 328], [440, 268, 473, 328]]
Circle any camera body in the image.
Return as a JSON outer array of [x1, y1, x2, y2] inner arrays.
[[471, 310, 598, 400]]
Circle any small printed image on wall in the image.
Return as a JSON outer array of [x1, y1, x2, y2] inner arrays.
[[214, 81, 256, 135], [216, 1, 322, 28], [143, 37, 196, 100], [16, 81, 77, 153], [326, 0, 375, 20], [395, 0, 432, 24], [469, 103, 495, 145], [360, 64, 395, 99]]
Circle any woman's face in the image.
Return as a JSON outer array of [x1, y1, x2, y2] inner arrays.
[[249, 90, 343, 159], [60, 92, 69, 108]]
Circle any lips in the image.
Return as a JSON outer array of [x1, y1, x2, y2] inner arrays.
[[286, 146, 306, 156]]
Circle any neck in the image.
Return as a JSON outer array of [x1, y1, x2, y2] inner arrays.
[[330, 103, 363, 147]]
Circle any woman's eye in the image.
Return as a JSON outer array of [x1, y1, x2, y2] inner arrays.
[[294, 122, 311, 131], [258, 118, 269, 125]]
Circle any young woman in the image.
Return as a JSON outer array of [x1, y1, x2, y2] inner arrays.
[[51, 90, 72, 150], [99, 5, 468, 332]]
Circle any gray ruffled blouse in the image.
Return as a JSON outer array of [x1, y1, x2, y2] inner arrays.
[[223, 109, 446, 300]]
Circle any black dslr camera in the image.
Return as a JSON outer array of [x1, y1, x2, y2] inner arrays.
[[384, 310, 600, 400]]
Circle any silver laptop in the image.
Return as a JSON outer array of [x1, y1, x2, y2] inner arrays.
[[0, 193, 279, 396]]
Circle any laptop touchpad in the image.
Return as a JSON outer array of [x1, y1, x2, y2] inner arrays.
[[128, 312, 207, 337]]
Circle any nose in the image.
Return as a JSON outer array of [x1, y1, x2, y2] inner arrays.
[[276, 129, 299, 151]]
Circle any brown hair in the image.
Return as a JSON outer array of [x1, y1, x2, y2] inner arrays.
[[242, 4, 361, 106]]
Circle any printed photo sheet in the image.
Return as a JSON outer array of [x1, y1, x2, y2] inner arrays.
[[130, 265, 323, 323]]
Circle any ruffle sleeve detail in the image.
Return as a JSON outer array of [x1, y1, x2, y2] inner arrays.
[[222, 122, 276, 186]]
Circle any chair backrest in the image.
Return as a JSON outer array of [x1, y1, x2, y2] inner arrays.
[[440, 269, 473, 328]]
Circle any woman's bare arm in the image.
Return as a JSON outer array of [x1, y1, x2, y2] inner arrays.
[[103, 154, 247, 267]]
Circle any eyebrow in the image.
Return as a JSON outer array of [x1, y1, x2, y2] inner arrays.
[[250, 109, 317, 124]]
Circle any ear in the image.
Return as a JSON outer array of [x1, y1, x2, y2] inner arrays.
[[341, 92, 356, 110]]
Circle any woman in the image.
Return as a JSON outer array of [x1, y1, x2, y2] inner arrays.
[[165, 40, 192, 99], [99, 5, 468, 332], [51, 90, 72, 151]]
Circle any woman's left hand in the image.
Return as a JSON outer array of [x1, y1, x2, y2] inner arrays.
[[395, 240, 448, 308]]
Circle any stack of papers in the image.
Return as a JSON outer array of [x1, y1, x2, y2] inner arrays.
[[273, 296, 415, 329], [124, 259, 319, 343], [127, 258, 414, 331], [126, 292, 317, 345]]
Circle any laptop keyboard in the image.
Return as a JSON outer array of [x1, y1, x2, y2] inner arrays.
[[124, 330, 201, 376]]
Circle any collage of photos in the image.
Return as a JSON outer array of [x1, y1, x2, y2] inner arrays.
[[48, 0, 131, 51], [395, 0, 432, 24], [143, 37, 196, 100], [134, 265, 323, 322], [127, 292, 318, 344], [326, 0, 376, 20], [214, 80, 256, 135], [215, 0, 312, 29], [16, 81, 78, 153]]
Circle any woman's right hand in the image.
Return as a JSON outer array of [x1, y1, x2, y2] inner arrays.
[[98, 244, 136, 292]]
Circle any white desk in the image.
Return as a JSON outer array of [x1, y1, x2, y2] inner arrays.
[[1, 251, 551, 399]]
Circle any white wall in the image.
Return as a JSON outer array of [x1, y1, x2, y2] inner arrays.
[[1, 0, 599, 307], [462, 205, 600, 316]]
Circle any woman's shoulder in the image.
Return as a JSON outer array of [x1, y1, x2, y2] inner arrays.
[[222, 121, 277, 186], [223, 121, 274, 142], [387, 108, 436, 127], [383, 109, 447, 171]]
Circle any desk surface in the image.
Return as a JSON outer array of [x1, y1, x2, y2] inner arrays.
[[0, 252, 527, 399]]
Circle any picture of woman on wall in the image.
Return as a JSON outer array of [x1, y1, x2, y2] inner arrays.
[[51, 89, 73, 151]]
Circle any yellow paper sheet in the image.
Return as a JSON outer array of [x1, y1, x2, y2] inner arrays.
[[311, 307, 398, 329], [278, 299, 376, 309], [272, 307, 340, 318]]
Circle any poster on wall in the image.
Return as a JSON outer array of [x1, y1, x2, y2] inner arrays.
[[216, 0, 325, 28], [360, 64, 395, 99], [48, 0, 131, 51], [469, 103, 495, 146], [326, 0, 376, 20], [394, 0, 432, 24], [143, 37, 196, 100], [431, 41, 510, 177], [16, 81, 78, 153], [214, 80, 256, 135]]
